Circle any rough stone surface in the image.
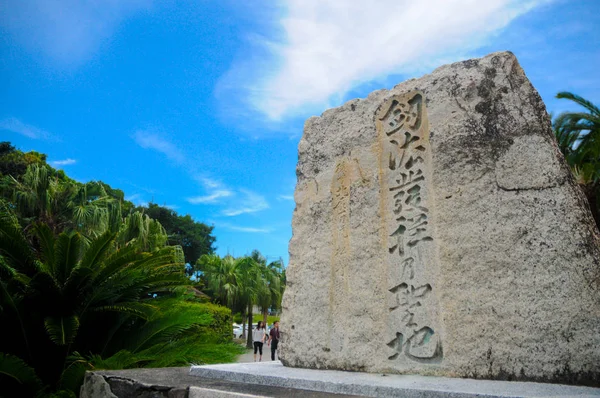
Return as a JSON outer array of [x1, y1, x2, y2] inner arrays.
[[80, 368, 357, 397], [188, 386, 268, 397], [80, 372, 118, 398], [280, 51, 600, 385], [190, 362, 600, 397]]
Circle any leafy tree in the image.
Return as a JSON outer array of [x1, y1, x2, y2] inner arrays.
[[116, 211, 168, 252], [0, 144, 215, 264], [1, 164, 140, 244], [2, 165, 129, 240], [136, 203, 216, 266], [0, 201, 240, 397], [197, 254, 240, 309], [0, 143, 240, 396], [238, 254, 262, 349], [198, 251, 286, 347], [554, 92, 600, 227], [0, 142, 47, 181], [257, 258, 284, 326], [197, 253, 255, 343]]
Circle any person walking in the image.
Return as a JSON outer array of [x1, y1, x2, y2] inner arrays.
[[268, 321, 280, 361], [252, 321, 266, 362]]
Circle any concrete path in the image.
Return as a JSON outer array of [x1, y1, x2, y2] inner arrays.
[[236, 343, 280, 363]]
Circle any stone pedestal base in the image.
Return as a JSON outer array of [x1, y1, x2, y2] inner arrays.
[[189, 362, 600, 398]]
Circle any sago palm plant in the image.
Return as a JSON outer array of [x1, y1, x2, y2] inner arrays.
[[0, 201, 192, 396]]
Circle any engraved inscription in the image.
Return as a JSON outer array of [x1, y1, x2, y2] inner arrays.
[[328, 158, 367, 349], [377, 91, 442, 364]]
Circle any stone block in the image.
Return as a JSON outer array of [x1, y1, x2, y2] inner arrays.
[[280, 51, 600, 385]]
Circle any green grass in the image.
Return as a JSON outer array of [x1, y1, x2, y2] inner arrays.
[[189, 342, 247, 365], [233, 313, 280, 326]]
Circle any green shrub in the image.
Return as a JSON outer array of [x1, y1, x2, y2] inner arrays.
[[196, 302, 233, 342]]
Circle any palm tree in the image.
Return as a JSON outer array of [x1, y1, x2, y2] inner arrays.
[[197, 254, 240, 309], [116, 211, 168, 252], [198, 253, 266, 347], [0, 164, 72, 231], [1, 165, 125, 238], [69, 181, 123, 238], [256, 259, 284, 327], [0, 201, 189, 395], [554, 92, 600, 226], [237, 255, 262, 349], [197, 252, 286, 348]]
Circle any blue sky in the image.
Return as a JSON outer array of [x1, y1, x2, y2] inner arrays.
[[1, 0, 598, 265]]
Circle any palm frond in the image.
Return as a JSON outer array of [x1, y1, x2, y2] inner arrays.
[[88, 350, 153, 370], [0, 254, 17, 280], [92, 302, 157, 320], [62, 266, 94, 306], [44, 315, 80, 346], [79, 231, 115, 270], [0, 353, 43, 396], [33, 223, 56, 273], [0, 280, 32, 360], [58, 352, 92, 393], [91, 245, 141, 285], [54, 232, 82, 285], [124, 302, 213, 353], [134, 335, 245, 368], [0, 201, 38, 276], [557, 91, 600, 116]]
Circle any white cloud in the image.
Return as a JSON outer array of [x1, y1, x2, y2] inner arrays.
[[222, 189, 269, 216], [216, 222, 272, 234], [277, 194, 294, 201], [0, 0, 152, 66], [225, 0, 547, 121], [187, 177, 235, 205], [49, 158, 76, 167], [0, 117, 51, 139], [132, 130, 185, 164], [187, 190, 234, 204], [199, 178, 221, 189]]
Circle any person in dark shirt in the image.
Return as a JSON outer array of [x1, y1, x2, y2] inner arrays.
[[268, 321, 280, 361]]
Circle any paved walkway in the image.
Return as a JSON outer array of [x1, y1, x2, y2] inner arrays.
[[191, 362, 600, 398], [236, 343, 279, 363]]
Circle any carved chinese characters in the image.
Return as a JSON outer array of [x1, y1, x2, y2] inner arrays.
[[330, 160, 352, 334], [377, 91, 442, 365], [328, 158, 367, 350]]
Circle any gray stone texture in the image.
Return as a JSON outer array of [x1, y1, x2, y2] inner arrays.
[[81, 368, 357, 397], [190, 362, 600, 397], [80, 372, 118, 398], [280, 51, 600, 385]]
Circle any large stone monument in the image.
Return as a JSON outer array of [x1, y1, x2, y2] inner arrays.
[[280, 51, 600, 385]]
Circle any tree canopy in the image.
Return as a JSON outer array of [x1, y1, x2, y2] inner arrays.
[[197, 250, 286, 348], [0, 143, 234, 397], [0, 142, 216, 262], [135, 203, 216, 267]]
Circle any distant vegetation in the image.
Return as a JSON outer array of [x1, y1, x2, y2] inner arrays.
[[0, 142, 244, 397], [197, 250, 286, 349], [553, 92, 600, 228]]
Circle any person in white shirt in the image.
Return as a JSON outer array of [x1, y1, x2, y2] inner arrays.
[[252, 321, 267, 362]]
